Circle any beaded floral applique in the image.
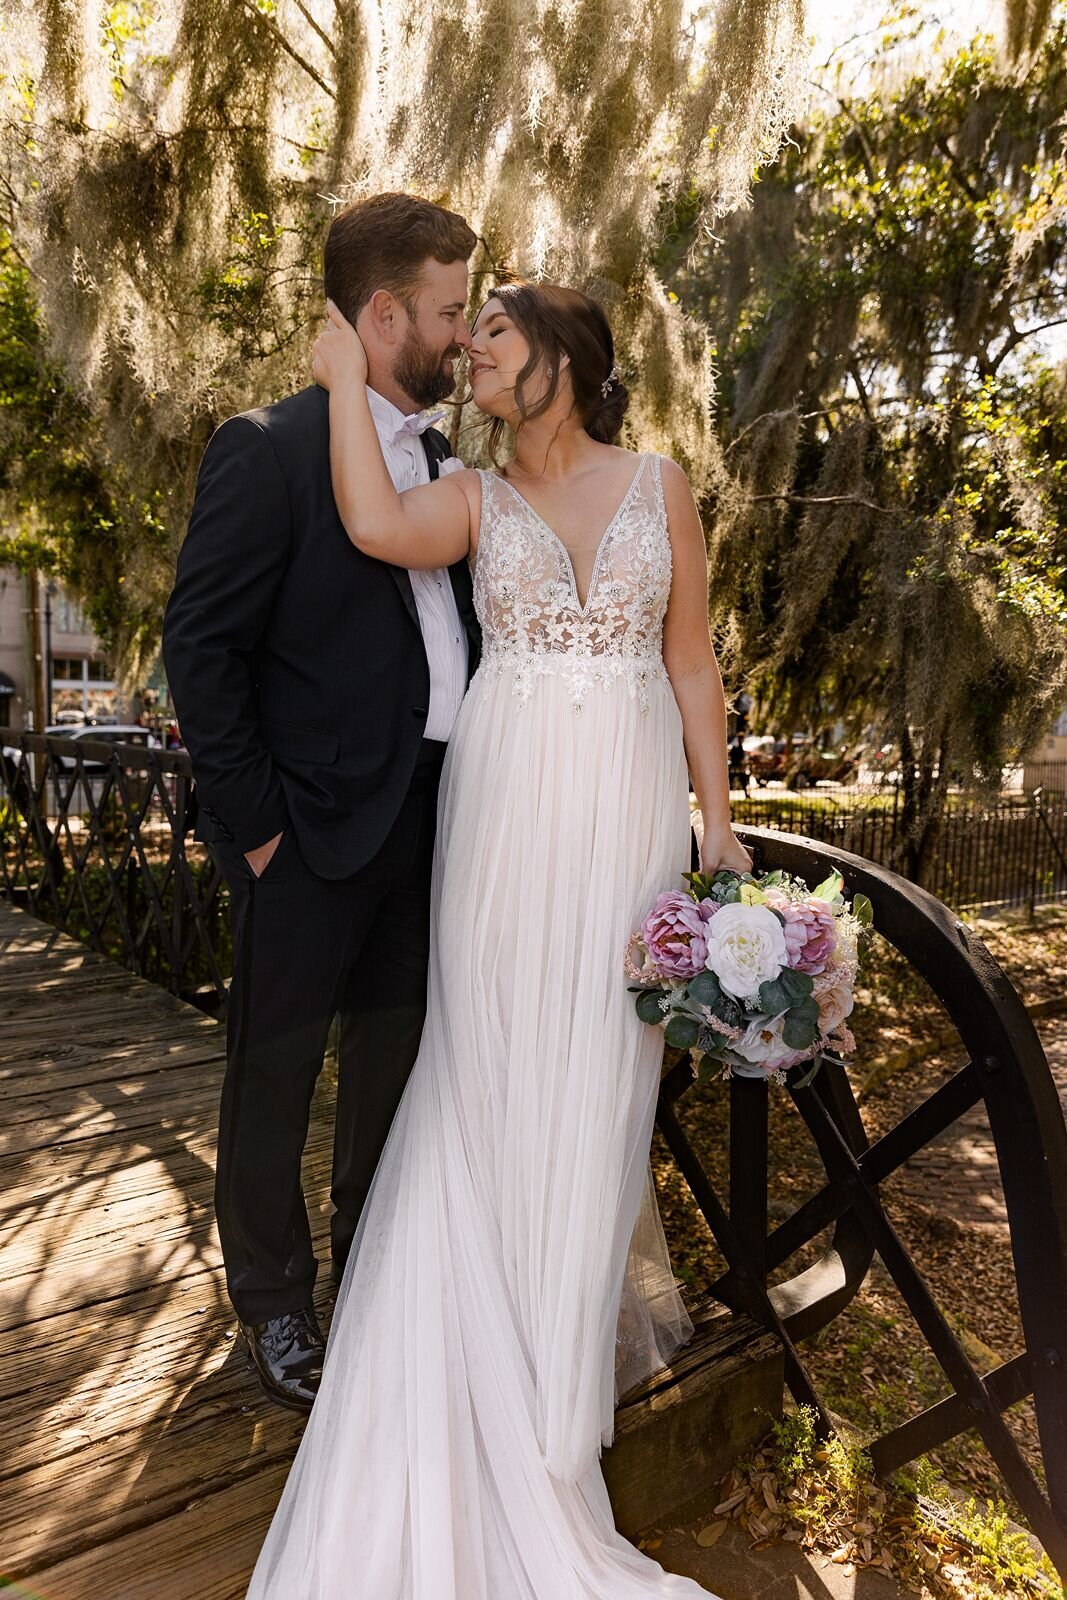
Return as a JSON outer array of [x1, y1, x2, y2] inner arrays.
[[473, 454, 672, 713]]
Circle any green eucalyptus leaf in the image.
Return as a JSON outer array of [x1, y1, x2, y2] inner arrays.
[[757, 977, 790, 1017], [779, 968, 814, 1000], [698, 1024, 729, 1054], [664, 1014, 700, 1049], [635, 989, 666, 1026], [695, 1051, 721, 1084], [782, 1012, 821, 1049], [687, 970, 723, 1007], [791, 1054, 826, 1090]]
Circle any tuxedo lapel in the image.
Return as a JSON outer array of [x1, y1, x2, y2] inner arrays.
[[387, 564, 420, 629], [423, 430, 482, 682], [317, 380, 420, 631]]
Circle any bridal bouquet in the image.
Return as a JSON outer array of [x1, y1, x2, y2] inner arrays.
[[626, 866, 873, 1085]]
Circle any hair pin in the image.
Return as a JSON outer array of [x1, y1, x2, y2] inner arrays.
[[600, 363, 621, 398]]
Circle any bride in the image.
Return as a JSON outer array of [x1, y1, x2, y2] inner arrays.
[[247, 279, 751, 1598]]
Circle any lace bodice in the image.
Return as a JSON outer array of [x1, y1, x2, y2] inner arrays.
[[473, 453, 672, 712]]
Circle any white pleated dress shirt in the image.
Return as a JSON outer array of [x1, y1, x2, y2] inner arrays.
[[364, 387, 468, 742]]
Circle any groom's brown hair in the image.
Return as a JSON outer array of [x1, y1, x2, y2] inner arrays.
[[324, 193, 477, 323]]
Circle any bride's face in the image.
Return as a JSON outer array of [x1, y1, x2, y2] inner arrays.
[[468, 297, 554, 421]]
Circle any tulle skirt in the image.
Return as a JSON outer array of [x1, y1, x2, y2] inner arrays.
[[247, 658, 713, 1599]]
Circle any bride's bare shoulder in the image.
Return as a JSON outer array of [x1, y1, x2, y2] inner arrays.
[[655, 455, 697, 497]]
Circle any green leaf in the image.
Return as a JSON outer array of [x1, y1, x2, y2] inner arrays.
[[687, 969, 723, 1007], [791, 1054, 826, 1090], [664, 1014, 700, 1049], [811, 868, 844, 902], [782, 1012, 821, 1050], [757, 977, 791, 1016], [852, 892, 874, 928], [779, 968, 814, 1000], [635, 989, 665, 1025], [695, 1050, 724, 1084]]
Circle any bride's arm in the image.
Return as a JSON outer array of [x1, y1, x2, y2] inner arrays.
[[660, 458, 753, 876], [311, 301, 478, 569]]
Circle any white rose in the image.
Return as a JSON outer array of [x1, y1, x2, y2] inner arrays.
[[731, 1012, 789, 1064], [704, 902, 788, 999]]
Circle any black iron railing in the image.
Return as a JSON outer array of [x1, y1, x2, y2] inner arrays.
[[728, 772, 1067, 913], [658, 825, 1067, 1578], [0, 733, 228, 1008]]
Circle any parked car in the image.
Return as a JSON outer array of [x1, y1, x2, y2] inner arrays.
[[50, 724, 161, 770], [742, 734, 789, 786], [784, 741, 860, 790], [2, 724, 160, 773]]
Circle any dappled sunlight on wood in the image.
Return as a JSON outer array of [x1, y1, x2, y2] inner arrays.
[[0, 902, 334, 1597]]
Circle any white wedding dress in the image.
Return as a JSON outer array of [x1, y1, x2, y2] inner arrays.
[[247, 453, 717, 1599]]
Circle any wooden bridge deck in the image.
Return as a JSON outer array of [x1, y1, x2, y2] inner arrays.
[[0, 900, 327, 1599], [0, 899, 779, 1599]]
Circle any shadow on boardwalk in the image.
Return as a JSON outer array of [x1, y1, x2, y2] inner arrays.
[[0, 901, 332, 1599]]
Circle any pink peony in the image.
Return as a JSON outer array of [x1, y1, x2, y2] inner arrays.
[[763, 889, 837, 975], [641, 891, 711, 980]]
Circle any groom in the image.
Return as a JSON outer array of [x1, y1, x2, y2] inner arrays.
[[162, 193, 480, 1410]]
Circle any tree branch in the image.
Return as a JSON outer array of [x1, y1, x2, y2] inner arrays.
[[847, 359, 875, 423], [234, 0, 335, 99], [990, 315, 1067, 371], [932, 132, 983, 203], [292, 0, 338, 61], [747, 492, 899, 515]]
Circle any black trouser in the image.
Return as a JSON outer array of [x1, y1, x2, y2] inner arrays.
[[211, 742, 444, 1324]]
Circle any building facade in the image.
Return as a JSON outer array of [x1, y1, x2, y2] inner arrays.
[[0, 567, 155, 730]]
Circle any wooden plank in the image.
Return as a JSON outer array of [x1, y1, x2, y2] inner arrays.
[[0, 1049, 227, 1139], [0, 1038, 226, 1098], [2, 1354, 308, 1572], [14, 1461, 294, 1600], [0, 1125, 335, 1324], [0, 1069, 229, 1155]]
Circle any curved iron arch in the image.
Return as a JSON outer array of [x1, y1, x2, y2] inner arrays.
[[654, 824, 1067, 1577]]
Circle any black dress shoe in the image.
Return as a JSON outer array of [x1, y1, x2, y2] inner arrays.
[[238, 1306, 325, 1412]]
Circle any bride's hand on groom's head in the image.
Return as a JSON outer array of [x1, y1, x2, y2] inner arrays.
[[311, 298, 368, 392]]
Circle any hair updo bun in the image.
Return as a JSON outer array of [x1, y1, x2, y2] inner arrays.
[[585, 378, 630, 445], [482, 280, 630, 457]]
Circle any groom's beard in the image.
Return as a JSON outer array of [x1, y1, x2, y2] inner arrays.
[[395, 324, 462, 409]]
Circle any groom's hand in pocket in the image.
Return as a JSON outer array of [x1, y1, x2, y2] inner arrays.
[[245, 830, 284, 878]]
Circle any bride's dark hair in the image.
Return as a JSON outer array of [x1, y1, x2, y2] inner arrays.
[[480, 281, 629, 460]]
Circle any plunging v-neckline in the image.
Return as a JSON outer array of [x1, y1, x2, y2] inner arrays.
[[493, 454, 646, 613]]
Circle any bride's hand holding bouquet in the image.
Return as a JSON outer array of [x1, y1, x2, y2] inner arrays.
[[700, 824, 753, 877]]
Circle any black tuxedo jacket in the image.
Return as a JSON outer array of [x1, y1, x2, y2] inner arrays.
[[162, 384, 480, 878]]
